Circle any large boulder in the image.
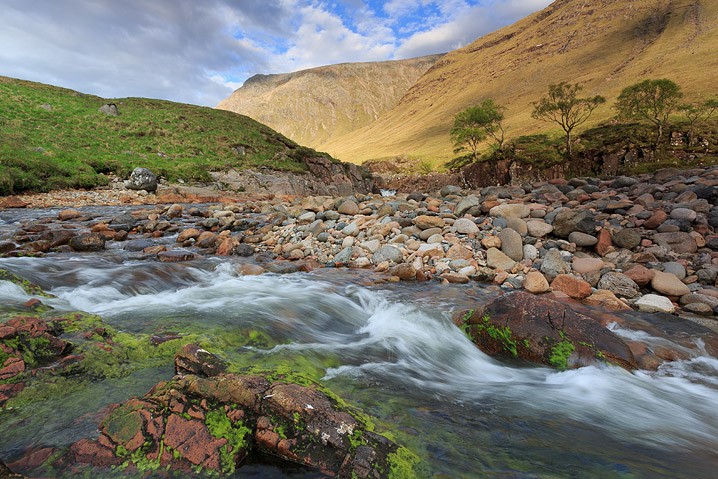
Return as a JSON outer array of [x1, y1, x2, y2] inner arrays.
[[455, 291, 636, 370], [126, 167, 158, 192]]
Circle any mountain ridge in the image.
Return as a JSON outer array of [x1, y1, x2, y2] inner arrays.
[[216, 54, 443, 148]]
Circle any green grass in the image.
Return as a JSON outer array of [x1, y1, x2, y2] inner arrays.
[[0, 76, 333, 195]]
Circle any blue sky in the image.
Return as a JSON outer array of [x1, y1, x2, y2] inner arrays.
[[0, 0, 552, 106]]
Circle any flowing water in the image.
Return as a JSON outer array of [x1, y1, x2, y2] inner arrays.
[[1, 211, 718, 478]]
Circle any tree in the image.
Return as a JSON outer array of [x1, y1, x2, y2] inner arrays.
[[680, 98, 718, 143], [615, 79, 683, 146], [531, 82, 606, 157], [451, 99, 506, 160]]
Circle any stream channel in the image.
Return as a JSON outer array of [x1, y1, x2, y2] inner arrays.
[[1, 206, 718, 478]]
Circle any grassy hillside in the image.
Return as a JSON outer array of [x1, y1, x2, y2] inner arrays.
[[322, 0, 718, 165], [0, 76, 323, 195], [216, 55, 442, 148]]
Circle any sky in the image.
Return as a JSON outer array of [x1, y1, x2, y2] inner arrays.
[[0, 0, 552, 107]]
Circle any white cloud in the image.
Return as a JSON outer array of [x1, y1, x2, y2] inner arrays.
[[0, 0, 552, 106]]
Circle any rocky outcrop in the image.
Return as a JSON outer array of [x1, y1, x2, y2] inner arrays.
[[211, 155, 373, 197], [63, 346, 407, 478], [455, 291, 637, 370]]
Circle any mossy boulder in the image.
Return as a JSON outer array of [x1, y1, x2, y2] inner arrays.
[[64, 345, 410, 477], [454, 291, 637, 370]]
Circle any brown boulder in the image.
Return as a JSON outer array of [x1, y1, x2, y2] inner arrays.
[[68, 233, 106, 252], [458, 291, 636, 370]]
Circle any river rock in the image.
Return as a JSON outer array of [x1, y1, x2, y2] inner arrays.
[[540, 249, 570, 279], [670, 208, 697, 222], [440, 185, 462, 197], [454, 218, 479, 234], [414, 215, 444, 230], [486, 248, 516, 271], [584, 290, 631, 311], [572, 257, 604, 274], [458, 291, 636, 370], [489, 204, 530, 219], [651, 271, 691, 296], [338, 200, 360, 215], [568, 231, 597, 247], [526, 220, 553, 238], [157, 249, 194, 262], [166, 204, 183, 219], [58, 209, 82, 221], [653, 232, 698, 254], [635, 294, 675, 314], [623, 264, 655, 286], [550, 274, 592, 299], [69, 233, 106, 252], [552, 210, 596, 238], [177, 228, 201, 243], [613, 228, 641, 250], [643, 209, 668, 229], [597, 272, 641, 299], [499, 228, 523, 261], [523, 270, 550, 293], [663, 262, 687, 280], [390, 263, 417, 280], [126, 167, 158, 192], [683, 302, 714, 316], [373, 245, 403, 264], [523, 244, 540, 261], [454, 196, 480, 216]]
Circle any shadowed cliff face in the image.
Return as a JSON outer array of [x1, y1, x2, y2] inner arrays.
[[216, 55, 442, 149], [319, 0, 718, 164]]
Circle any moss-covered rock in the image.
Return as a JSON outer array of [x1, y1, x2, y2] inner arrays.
[[64, 345, 410, 478], [455, 291, 637, 370]]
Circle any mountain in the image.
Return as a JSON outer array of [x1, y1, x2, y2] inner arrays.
[[321, 0, 718, 164], [216, 55, 442, 148], [0, 76, 347, 195]]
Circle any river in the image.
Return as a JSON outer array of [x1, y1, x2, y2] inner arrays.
[[1, 208, 717, 478]]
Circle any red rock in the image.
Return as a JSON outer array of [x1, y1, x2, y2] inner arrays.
[[164, 414, 225, 469], [7, 446, 55, 472], [0, 382, 24, 405], [550, 274, 593, 299], [58, 209, 82, 220], [643, 209, 668, 229], [216, 237, 238, 256], [0, 357, 25, 380], [70, 439, 121, 467], [177, 228, 201, 243], [624, 264, 655, 286], [595, 228, 613, 256]]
